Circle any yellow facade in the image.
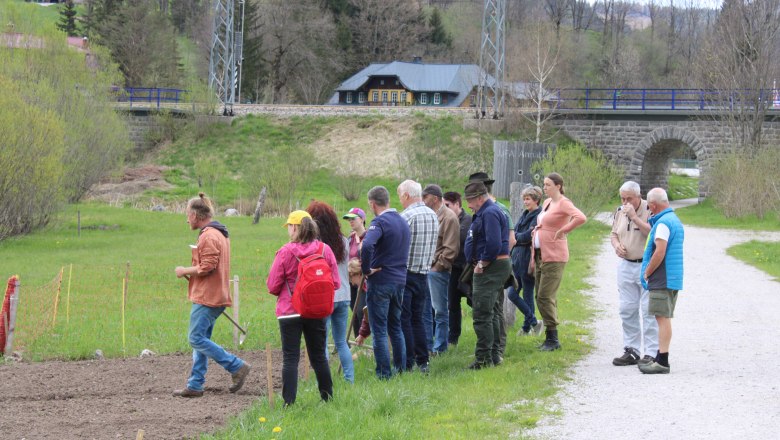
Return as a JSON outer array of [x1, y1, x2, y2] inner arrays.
[[367, 88, 413, 105]]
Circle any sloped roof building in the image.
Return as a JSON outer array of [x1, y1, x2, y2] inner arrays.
[[329, 60, 490, 107]]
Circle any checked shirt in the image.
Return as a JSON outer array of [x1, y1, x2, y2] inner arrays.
[[401, 201, 439, 274]]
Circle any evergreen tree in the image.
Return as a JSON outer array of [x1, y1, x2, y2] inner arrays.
[[56, 0, 79, 37], [429, 8, 452, 48]]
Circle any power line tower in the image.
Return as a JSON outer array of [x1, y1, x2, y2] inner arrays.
[[477, 0, 506, 119], [209, 0, 243, 116]]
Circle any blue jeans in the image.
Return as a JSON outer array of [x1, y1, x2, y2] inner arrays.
[[423, 287, 433, 352], [427, 270, 450, 353], [187, 304, 244, 391], [324, 300, 355, 383], [365, 282, 406, 379], [511, 251, 538, 331], [402, 272, 430, 369]]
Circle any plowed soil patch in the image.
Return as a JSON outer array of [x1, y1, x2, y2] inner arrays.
[[0, 350, 283, 439]]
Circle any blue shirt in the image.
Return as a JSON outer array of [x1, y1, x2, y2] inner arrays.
[[360, 209, 411, 285], [464, 199, 509, 264]]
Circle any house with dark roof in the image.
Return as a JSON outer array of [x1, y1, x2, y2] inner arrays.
[[329, 59, 552, 109], [329, 59, 488, 108]]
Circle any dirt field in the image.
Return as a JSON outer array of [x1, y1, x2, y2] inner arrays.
[[0, 350, 286, 439]]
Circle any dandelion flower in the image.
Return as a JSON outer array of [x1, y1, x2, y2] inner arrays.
[[273, 426, 282, 433], [258, 417, 267, 423]]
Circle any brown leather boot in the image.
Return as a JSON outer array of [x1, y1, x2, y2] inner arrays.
[[172, 387, 204, 398], [229, 363, 251, 393]]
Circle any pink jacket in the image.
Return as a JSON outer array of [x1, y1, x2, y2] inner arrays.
[[266, 240, 341, 317], [531, 197, 587, 264]]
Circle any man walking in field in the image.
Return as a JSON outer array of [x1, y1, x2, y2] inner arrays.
[[639, 188, 684, 374], [173, 193, 250, 397]]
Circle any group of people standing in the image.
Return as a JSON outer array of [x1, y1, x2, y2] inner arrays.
[[170, 173, 684, 405]]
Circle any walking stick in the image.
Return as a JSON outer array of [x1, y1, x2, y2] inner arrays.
[[348, 275, 366, 342]]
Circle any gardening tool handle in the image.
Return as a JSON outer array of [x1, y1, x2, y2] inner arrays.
[[221, 311, 246, 334]]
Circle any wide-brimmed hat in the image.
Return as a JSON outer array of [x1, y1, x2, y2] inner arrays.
[[284, 210, 312, 227], [468, 172, 495, 186], [342, 207, 366, 220], [464, 182, 488, 199]]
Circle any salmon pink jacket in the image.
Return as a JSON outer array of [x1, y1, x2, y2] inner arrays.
[[266, 240, 341, 318], [188, 223, 232, 307], [531, 197, 587, 264]]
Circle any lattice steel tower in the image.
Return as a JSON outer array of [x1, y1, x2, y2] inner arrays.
[[477, 0, 506, 119], [209, 0, 242, 116]]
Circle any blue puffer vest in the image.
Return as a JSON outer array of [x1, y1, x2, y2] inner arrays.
[[641, 207, 684, 291]]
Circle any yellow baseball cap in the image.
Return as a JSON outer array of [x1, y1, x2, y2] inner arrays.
[[284, 210, 312, 227]]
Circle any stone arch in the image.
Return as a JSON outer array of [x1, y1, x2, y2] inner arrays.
[[629, 126, 708, 198]]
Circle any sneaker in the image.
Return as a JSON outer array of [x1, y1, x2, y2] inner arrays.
[[516, 326, 532, 336], [419, 363, 430, 375], [467, 360, 491, 370], [532, 320, 544, 336], [639, 361, 670, 374], [229, 363, 251, 393], [637, 355, 655, 366], [172, 387, 203, 398], [492, 355, 503, 366], [612, 347, 640, 366]]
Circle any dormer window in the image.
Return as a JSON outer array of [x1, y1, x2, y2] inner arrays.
[[380, 79, 385, 85]]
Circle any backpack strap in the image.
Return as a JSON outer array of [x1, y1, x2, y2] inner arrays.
[[319, 242, 325, 257]]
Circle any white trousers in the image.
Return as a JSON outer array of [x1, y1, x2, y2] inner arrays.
[[617, 259, 658, 356]]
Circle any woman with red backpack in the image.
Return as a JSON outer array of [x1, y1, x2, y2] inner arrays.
[[266, 210, 340, 406]]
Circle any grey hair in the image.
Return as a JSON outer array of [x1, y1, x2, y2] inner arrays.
[[646, 188, 669, 203], [398, 179, 422, 199], [367, 186, 390, 207], [521, 185, 543, 203], [619, 181, 641, 196]]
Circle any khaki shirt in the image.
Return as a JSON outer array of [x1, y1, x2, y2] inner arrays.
[[610, 200, 650, 261]]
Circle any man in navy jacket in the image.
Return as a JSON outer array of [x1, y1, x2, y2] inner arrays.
[[360, 186, 411, 379]]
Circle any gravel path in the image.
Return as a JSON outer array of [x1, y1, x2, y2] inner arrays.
[[528, 203, 780, 439]]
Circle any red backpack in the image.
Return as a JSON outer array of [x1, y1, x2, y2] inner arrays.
[[290, 243, 335, 319]]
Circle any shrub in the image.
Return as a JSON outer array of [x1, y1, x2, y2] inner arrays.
[[0, 79, 66, 239], [531, 143, 624, 218], [709, 148, 780, 219]]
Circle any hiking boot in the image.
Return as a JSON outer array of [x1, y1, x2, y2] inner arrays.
[[639, 361, 670, 374], [539, 329, 561, 351], [419, 362, 430, 375], [492, 355, 503, 366], [229, 363, 251, 393], [612, 347, 640, 366], [637, 355, 655, 366], [172, 387, 203, 398], [467, 359, 492, 370]]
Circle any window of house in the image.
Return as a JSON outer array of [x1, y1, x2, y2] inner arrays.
[[395, 80, 399, 85], [373, 91, 379, 102], [382, 91, 388, 102], [380, 79, 385, 85], [391, 92, 398, 103], [470, 94, 476, 106], [433, 93, 441, 105], [358, 92, 366, 104], [401, 92, 408, 103], [346, 92, 353, 104], [420, 93, 428, 105]]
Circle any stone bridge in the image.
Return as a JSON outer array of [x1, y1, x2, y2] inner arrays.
[[550, 110, 780, 197]]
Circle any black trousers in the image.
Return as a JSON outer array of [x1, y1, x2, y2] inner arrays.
[[448, 265, 470, 344], [279, 316, 333, 405]]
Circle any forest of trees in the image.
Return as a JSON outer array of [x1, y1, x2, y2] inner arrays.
[[70, 0, 777, 109]]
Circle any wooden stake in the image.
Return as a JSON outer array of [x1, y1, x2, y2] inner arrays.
[[232, 275, 239, 349], [52, 267, 64, 327], [4, 277, 19, 354], [265, 342, 274, 408], [66, 264, 73, 324], [136, 429, 144, 440]]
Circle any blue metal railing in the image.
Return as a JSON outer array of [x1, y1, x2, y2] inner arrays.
[[113, 87, 187, 109], [553, 88, 780, 111]]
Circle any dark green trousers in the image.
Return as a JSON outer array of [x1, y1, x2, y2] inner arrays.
[[471, 258, 512, 363]]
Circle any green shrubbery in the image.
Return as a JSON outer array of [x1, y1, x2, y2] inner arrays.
[[709, 148, 780, 219], [0, 3, 131, 238], [531, 143, 624, 218]]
